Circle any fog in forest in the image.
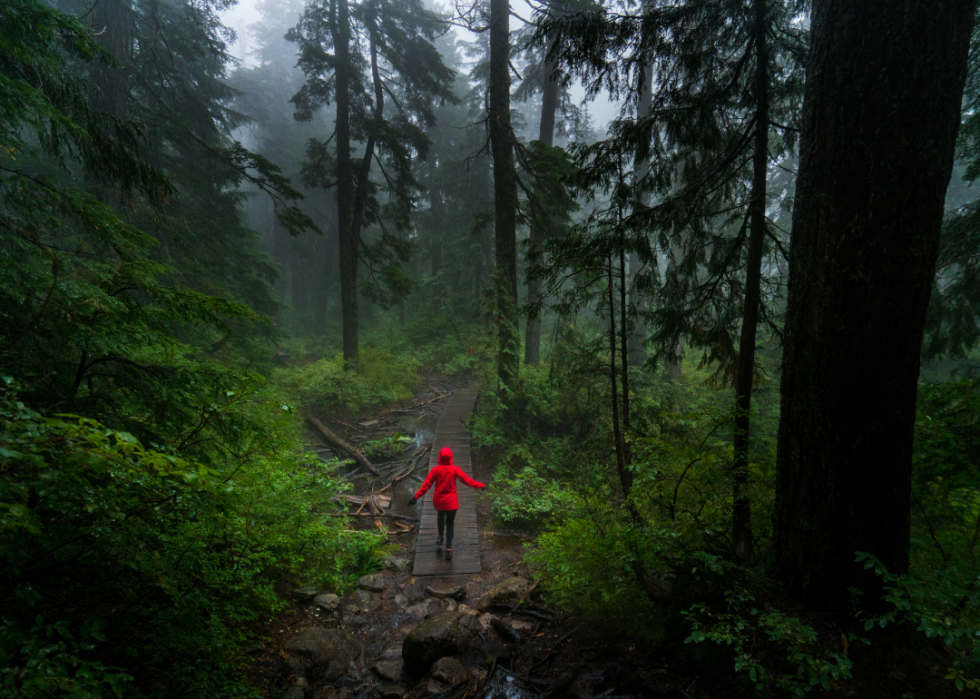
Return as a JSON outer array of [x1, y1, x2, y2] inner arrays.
[[3, 1, 980, 698]]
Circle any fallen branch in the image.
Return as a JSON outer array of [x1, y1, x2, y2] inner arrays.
[[307, 414, 379, 476], [376, 392, 449, 416], [328, 512, 419, 523]]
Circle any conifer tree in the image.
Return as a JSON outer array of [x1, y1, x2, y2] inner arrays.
[[290, 0, 456, 371], [774, 0, 977, 610]]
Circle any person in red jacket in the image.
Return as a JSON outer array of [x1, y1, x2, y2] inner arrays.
[[408, 447, 485, 561]]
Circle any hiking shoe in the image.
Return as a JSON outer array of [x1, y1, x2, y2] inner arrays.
[[445, 548, 453, 561], [436, 536, 443, 546]]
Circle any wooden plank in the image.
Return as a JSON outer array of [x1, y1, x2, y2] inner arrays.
[[413, 385, 483, 577]]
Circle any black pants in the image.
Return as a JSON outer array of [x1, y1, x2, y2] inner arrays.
[[437, 509, 457, 548]]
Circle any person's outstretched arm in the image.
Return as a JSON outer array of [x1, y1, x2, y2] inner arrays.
[[454, 466, 485, 490], [409, 469, 437, 505]]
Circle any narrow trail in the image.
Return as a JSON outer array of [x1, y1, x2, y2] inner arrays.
[[412, 384, 480, 576]]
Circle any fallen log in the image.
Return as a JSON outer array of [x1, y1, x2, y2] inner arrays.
[[307, 414, 379, 476], [327, 512, 419, 523]]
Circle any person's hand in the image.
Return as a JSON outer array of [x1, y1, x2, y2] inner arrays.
[[407, 496, 418, 507]]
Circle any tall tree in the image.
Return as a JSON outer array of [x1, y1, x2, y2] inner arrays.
[[488, 0, 520, 385], [773, 0, 977, 610], [290, 0, 456, 370], [542, 0, 805, 560]]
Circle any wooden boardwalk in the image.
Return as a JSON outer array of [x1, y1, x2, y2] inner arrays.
[[412, 385, 481, 576]]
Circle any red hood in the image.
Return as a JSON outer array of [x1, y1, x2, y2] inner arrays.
[[438, 447, 453, 465]]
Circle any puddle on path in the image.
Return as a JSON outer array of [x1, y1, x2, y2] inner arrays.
[[396, 413, 437, 451]]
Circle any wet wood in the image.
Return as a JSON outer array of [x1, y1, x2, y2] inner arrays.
[[413, 385, 482, 576], [308, 413, 379, 476]]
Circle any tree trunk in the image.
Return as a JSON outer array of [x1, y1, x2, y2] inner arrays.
[[730, 0, 769, 563], [334, 0, 358, 371], [90, 0, 132, 120], [523, 52, 559, 367], [628, 62, 654, 373], [489, 0, 519, 386], [773, 0, 976, 610]]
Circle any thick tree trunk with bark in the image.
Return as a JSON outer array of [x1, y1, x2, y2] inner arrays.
[[773, 0, 976, 610], [524, 52, 559, 367], [334, 0, 358, 371], [731, 0, 769, 563], [489, 0, 519, 385]]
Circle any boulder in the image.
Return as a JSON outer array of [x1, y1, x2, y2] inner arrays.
[[430, 657, 468, 686], [293, 587, 318, 602], [383, 556, 413, 572], [438, 599, 457, 613], [378, 685, 407, 699], [478, 577, 531, 612], [424, 585, 466, 601], [402, 611, 478, 675], [342, 609, 367, 628], [393, 593, 410, 608], [315, 593, 341, 611], [404, 603, 429, 622], [352, 590, 382, 614], [358, 574, 386, 592], [284, 627, 356, 681], [420, 657, 468, 696], [371, 659, 404, 682]]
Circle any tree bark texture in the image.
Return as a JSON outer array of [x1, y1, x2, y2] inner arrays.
[[773, 0, 976, 610], [334, 0, 359, 371], [524, 51, 560, 366], [731, 0, 769, 563], [489, 0, 519, 385]]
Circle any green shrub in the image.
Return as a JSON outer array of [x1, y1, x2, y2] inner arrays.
[[0, 378, 358, 699], [276, 348, 421, 414]]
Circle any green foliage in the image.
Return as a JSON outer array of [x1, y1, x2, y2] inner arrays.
[[684, 585, 857, 696], [276, 348, 422, 414], [0, 378, 355, 698], [857, 552, 980, 692]]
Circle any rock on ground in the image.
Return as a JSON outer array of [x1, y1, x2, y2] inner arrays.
[[378, 684, 407, 699], [402, 611, 478, 675], [477, 577, 531, 613], [293, 587, 318, 602], [284, 627, 357, 682], [429, 657, 468, 685], [383, 556, 413, 572], [371, 659, 404, 682], [352, 590, 382, 613], [424, 585, 466, 600], [358, 573, 386, 592], [282, 687, 305, 699], [315, 593, 341, 611]]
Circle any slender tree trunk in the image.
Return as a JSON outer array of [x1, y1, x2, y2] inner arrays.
[[334, 0, 358, 371], [628, 63, 654, 372], [90, 0, 132, 120], [430, 156, 443, 279], [730, 0, 769, 563], [524, 51, 560, 367], [773, 0, 976, 610], [489, 0, 519, 386]]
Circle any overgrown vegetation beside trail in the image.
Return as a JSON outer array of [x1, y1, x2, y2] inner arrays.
[[474, 337, 980, 695]]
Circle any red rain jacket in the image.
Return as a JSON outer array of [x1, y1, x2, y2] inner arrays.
[[414, 447, 485, 511]]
